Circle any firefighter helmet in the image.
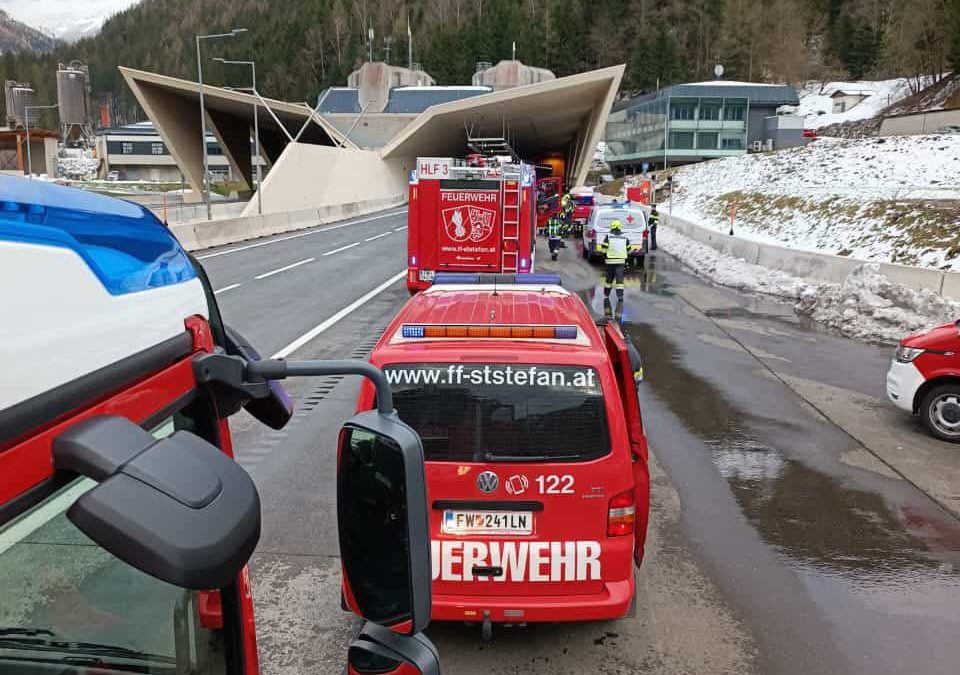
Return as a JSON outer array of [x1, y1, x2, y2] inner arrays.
[[610, 219, 623, 234]]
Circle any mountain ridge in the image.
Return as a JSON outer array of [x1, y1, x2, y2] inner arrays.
[[0, 9, 61, 54]]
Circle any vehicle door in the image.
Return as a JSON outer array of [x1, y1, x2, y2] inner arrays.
[[602, 324, 650, 564]]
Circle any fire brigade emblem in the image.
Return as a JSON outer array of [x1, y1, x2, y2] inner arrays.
[[476, 471, 499, 494], [443, 205, 497, 243], [505, 474, 528, 496]]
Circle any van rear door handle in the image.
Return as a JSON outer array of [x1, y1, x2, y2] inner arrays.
[[472, 565, 503, 578]]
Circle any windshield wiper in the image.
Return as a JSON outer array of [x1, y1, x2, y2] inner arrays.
[[482, 452, 582, 462], [0, 636, 174, 665]]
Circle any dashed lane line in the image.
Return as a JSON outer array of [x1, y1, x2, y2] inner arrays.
[[253, 258, 315, 280], [196, 209, 406, 260], [214, 283, 243, 295], [365, 232, 392, 242], [394, 226, 408, 232], [271, 271, 406, 359], [322, 242, 360, 256]]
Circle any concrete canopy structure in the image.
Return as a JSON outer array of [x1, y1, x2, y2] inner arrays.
[[383, 65, 624, 187], [122, 63, 623, 213], [120, 67, 351, 202]]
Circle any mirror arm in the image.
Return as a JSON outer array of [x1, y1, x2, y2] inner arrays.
[[247, 359, 394, 415], [195, 353, 393, 415]]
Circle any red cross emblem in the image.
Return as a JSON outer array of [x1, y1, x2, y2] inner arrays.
[[626, 215, 635, 224]]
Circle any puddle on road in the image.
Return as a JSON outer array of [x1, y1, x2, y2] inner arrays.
[[624, 319, 960, 583]]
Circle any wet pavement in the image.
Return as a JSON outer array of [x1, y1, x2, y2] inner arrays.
[[545, 243, 960, 675], [207, 226, 960, 674]]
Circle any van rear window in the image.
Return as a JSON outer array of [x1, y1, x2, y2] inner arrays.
[[384, 364, 609, 462]]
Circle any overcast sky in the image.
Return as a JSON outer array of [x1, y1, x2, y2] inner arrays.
[[1, 0, 138, 31]]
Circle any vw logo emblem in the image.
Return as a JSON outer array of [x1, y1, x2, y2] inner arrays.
[[476, 471, 499, 494]]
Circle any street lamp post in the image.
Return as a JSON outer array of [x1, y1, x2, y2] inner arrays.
[[24, 104, 59, 179], [196, 28, 247, 221], [214, 58, 262, 215]]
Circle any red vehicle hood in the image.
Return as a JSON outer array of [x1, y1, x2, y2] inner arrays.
[[901, 321, 960, 350]]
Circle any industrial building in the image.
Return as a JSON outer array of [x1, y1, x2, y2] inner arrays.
[[95, 121, 235, 182], [604, 80, 801, 174]]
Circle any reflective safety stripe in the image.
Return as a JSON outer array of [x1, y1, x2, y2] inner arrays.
[[614, 283, 625, 289], [604, 280, 613, 288]]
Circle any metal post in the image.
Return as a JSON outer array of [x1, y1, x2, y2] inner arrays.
[[24, 117, 30, 179], [197, 36, 210, 220], [253, 62, 262, 215], [196, 29, 247, 221], [24, 104, 58, 179], [214, 58, 261, 215]]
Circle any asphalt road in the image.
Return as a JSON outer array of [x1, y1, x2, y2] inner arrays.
[[199, 216, 960, 675]]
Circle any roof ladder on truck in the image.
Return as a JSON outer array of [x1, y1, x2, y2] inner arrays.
[[500, 164, 522, 273]]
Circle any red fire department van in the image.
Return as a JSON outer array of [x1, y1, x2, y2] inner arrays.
[[356, 273, 650, 633], [406, 156, 537, 293]]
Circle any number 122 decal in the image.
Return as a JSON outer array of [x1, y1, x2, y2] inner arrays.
[[536, 474, 575, 494]]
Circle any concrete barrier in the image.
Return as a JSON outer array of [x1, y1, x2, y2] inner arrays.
[[661, 210, 960, 300], [172, 192, 406, 252]]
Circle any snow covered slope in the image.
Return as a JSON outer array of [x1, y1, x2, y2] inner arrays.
[[664, 135, 960, 269], [797, 78, 931, 129]]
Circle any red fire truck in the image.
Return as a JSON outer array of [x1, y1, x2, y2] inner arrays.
[[406, 156, 538, 293]]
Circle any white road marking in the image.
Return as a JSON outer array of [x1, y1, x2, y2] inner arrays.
[[272, 270, 406, 359], [254, 258, 315, 280], [196, 209, 406, 260], [322, 242, 359, 256], [214, 283, 243, 295], [365, 232, 392, 242], [394, 226, 408, 232]]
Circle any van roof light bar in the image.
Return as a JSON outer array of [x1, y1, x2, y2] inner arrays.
[[432, 273, 562, 286]]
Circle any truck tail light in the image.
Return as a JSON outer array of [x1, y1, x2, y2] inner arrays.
[[607, 489, 635, 537]]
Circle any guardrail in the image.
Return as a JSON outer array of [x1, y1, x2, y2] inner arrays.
[[660, 209, 960, 301], [171, 193, 407, 252]]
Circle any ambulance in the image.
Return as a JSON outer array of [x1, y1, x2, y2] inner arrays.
[[406, 156, 538, 293], [0, 176, 296, 675], [356, 273, 650, 633]]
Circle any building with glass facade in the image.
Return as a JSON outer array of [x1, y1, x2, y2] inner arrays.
[[605, 81, 800, 175]]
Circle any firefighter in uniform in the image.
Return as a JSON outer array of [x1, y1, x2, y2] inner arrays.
[[561, 192, 574, 236], [598, 219, 629, 302], [546, 214, 563, 260], [648, 205, 660, 250]]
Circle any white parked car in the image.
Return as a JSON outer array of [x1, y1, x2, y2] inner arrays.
[[583, 202, 649, 267]]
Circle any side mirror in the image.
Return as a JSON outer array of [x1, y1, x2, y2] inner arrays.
[[337, 410, 431, 636], [53, 415, 261, 589], [221, 324, 293, 429]]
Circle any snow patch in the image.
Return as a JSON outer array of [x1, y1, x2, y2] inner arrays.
[[658, 226, 959, 344], [797, 78, 933, 129], [664, 135, 960, 270]]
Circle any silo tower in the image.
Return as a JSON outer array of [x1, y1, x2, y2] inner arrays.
[[57, 61, 93, 145]]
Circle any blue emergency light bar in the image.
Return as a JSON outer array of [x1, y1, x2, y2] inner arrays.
[[0, 176, 196, 295], [432, 272, 562, 286]]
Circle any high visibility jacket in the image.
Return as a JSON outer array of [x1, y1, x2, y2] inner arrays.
[[547, 219, 561, 237], [649, 211, 660, 226], [600, 233, 629, 264]]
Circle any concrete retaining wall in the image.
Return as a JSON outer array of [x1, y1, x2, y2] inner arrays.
[[172, 192, 406, 251], [242, 143, 411, 218], [662, 211, 960, 299]]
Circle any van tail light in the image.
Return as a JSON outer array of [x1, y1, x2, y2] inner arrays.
[[607, 489, 636, 537]]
